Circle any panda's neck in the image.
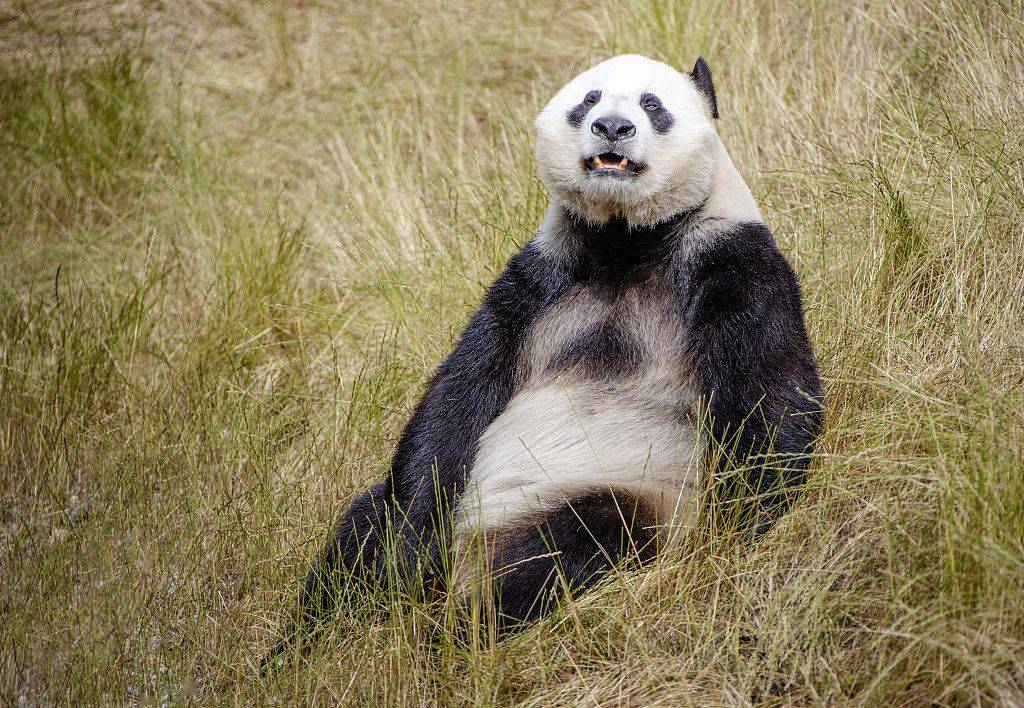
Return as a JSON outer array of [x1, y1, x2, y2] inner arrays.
[[699, 135, 762, 224], [537, 136, 762, 259]]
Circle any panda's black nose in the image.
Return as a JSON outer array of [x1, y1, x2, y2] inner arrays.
[[591, 116, 636, 141]]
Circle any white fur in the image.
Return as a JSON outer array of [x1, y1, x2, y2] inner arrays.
[[534, 54, 761, 229], [455, 380, 702, 538], [702, 136, 761, 223]]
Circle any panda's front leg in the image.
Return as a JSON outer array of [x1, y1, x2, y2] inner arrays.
[[676, 225, 823, 535]]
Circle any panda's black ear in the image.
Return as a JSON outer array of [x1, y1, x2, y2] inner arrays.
[[690, 57, 719, 119]]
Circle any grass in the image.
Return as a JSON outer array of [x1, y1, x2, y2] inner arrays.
[[2, 0, 1023, 704]]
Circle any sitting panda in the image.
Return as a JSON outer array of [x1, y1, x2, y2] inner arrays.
[[272, 54, 822, 656]]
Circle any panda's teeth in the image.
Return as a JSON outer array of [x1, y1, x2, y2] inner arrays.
[[590, 154, 633, 171]]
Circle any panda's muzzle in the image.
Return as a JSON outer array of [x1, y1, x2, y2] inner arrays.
[[584, 152, 644, 177]]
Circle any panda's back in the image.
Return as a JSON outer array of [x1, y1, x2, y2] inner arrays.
[[454, 259, 703, 543]]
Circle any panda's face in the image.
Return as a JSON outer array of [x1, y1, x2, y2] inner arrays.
[[535, 55, 719, 226]]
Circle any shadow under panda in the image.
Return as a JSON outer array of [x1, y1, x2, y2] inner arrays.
[[265, 54, 823, 667]]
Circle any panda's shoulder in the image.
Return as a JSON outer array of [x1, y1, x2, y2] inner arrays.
[[483, 239, 567, 317], [689, 220, 795, 280], [675, 219, 803, 311]]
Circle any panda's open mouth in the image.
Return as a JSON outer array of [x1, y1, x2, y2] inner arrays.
[[584, 152, 644, 177]]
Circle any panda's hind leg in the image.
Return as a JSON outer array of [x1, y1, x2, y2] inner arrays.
[[482, 489, 659, 634]]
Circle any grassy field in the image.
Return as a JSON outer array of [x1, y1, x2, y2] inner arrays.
[[2, 0, 1023, 704]]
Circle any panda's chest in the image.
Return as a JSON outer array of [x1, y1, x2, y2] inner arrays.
[[521, 275, 686, 386], [456, 273, 701, 537]]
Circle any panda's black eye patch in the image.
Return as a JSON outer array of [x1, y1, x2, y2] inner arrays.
[[640, 92, 674, 134], [567, 90, 602, 127]]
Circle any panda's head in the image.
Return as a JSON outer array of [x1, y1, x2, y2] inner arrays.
[[535, 54, 721, 227]]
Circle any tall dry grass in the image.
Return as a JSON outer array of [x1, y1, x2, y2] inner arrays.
[[2, 0, 1023, 704]]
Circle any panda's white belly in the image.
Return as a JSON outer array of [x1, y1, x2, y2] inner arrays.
[[454, 378, 702, 539]]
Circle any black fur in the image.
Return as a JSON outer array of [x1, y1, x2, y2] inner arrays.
[[640, 92, 676, 134], [375, 242, 569, 584], [566, 212, 691, 284], [690, 57, 719, 120], [566, 89, 601, 128], [673, 221, 822, 531], [485, 489, 657, 633], [549, 321, 641, 378], [269, 209, 821, 663], [264, 243, 569, 668]]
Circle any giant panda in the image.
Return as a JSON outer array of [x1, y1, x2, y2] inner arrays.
[[269, 54, 822, 659]]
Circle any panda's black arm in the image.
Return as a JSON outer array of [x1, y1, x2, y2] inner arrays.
[[386, 244, 558, 581], [264, 243, 558, 668], [677, 223, 823, 534]]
